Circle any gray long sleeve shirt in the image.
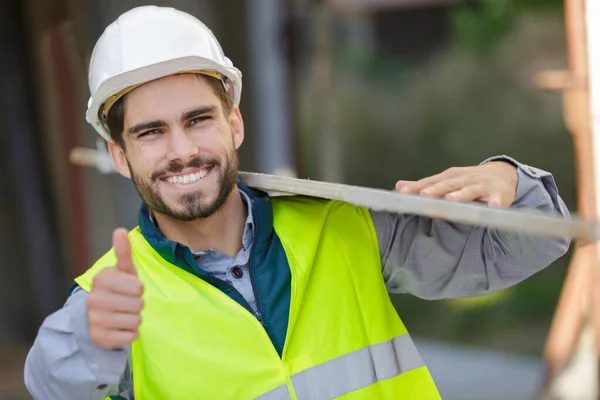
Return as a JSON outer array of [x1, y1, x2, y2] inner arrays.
[[24, 156, 571, 399]]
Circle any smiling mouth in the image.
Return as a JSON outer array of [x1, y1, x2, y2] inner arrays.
[[161, 166, 213, 185]]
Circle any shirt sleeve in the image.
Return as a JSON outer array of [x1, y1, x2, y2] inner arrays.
[[370, 155, 572, 299], [24, 286, 132, 399]]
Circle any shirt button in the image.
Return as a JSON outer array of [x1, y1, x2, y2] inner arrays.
[[231, 267, 244, 279], [97, 384, 107, 390]]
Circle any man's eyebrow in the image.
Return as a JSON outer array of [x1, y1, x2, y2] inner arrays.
[[181, 106, 218, 121], [126, 106, 217, 134], [128, 120, 167, 135]]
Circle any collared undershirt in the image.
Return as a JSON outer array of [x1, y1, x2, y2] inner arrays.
[[149, 191, 257, 312]]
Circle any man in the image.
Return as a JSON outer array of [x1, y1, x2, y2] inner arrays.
[[24, 5, 570, 400]]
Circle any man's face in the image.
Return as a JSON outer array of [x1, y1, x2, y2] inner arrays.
[[109, 74, 244, 221]]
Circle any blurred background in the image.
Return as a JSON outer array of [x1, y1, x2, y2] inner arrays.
[[0, 0, 591, 398]]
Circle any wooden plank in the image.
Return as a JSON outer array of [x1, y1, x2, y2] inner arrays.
[[238, 171, 600, 241], [69, 147, 600, 241]]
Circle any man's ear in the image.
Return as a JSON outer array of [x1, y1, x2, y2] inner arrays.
[[108, 139, 132, 179], [229, 106, 245, 150]]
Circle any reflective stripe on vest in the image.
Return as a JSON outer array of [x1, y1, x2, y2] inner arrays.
[[256, 333, 423, 400]]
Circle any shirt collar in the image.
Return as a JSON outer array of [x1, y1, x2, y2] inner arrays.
[[239, 190, 255, 251]]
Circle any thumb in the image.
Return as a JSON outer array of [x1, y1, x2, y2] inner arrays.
[[113, 228, 137, 276]]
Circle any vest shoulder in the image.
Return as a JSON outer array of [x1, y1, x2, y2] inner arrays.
[[271, 195, 370, 217], [271, 196, 375, 240], [74, 227, 143, 292], [270, 195, 381, 270]]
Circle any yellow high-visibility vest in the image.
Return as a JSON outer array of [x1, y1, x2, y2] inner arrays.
[[76, 196, 441, 399]]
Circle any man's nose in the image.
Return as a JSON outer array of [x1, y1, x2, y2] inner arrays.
[[166, 127, 199, 163]]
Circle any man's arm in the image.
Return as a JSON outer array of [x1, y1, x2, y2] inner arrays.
[[370, 156, 571, 299], [24, 287, 131, 400]]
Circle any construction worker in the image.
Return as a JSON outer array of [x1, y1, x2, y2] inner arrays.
[[24, 5, 570, 400]]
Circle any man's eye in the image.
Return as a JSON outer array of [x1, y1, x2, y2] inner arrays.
[[138, 129, 160, 138], [189, 116, 210, 126]]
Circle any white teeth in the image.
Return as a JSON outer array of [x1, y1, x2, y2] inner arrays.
[[166, 168, 210, 185]]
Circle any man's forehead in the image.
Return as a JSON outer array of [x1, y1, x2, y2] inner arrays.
[[124, 74, 220, 121], [129, 73, 215, 101]]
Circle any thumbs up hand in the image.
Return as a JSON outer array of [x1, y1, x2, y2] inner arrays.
[[114, 228, 137, 276], [87, 228, 144, 349]]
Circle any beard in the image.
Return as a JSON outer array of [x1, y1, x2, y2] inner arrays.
[[129, 147, 239, 222]]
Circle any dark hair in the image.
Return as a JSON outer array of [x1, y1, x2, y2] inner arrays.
[[102, 74, 234, 148]]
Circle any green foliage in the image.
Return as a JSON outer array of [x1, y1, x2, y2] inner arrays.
[[450, 0, 564, 54], [451, 0, 516, 54], [514, 0, 564, 11]]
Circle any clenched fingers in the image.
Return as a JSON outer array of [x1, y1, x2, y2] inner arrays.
[[87, 291, 144, 314], [92, 268, 144, 297], [89, 328, 139, 349], [88, 310, 142, 331]]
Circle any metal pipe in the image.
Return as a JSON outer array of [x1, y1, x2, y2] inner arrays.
[[245, 0, 296, 176]]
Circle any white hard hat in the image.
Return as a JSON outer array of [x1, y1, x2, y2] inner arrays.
[[85, 5, 243, 141]]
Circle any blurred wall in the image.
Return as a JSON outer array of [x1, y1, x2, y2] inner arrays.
[[0, 0, 67, 343]]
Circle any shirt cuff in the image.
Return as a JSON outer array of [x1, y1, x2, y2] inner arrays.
[[479, 155, 558, 206], [71, 290, 129, 391]]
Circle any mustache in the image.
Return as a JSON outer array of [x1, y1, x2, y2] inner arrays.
[[151, 156, 220, 181]]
